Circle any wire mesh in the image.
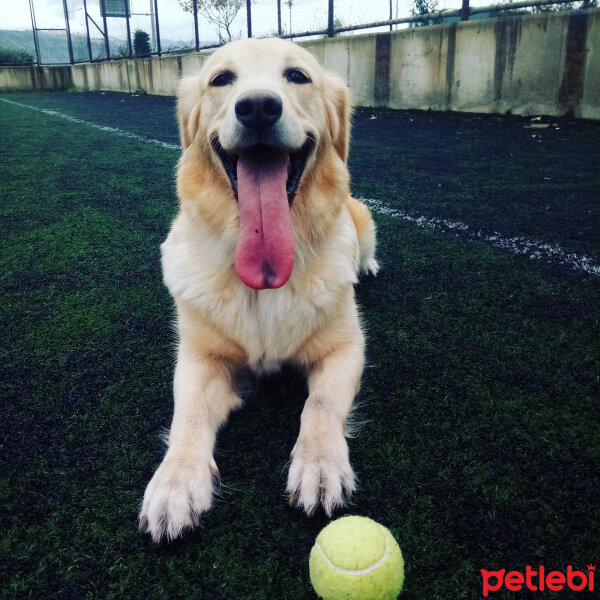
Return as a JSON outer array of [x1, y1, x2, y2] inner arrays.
[[65, 0, 90, 62], [334, 0, 392, 29], [128, 0, 156, 53], [83, 0, 109, 60], [250, 0, 280, 38], [3, 0, 594, 65], [106, 13, 130, 57], [279, 0, 328, 36], [155, 0, 196, 52], [36, 29, 70, 63]]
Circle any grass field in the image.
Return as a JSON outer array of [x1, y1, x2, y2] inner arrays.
[[1, 91, 599, 600]]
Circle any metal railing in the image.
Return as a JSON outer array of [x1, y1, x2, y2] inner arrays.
[[1, 0, 594, 66], [282, 0, 584, 37]]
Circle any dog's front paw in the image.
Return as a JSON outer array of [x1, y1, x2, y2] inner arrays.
[[139, 454, 218, 543], [361, 257, 379, 276], [286, 434, 356, 517]]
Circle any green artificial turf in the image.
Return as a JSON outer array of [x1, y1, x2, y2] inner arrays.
[[1, 92, 599, 600]]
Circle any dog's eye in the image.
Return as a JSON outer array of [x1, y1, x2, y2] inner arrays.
[[210, 70, 236, 87], [284, 68, 311, 85]]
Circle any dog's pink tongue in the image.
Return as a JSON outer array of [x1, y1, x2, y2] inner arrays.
[[235, 151, 294, 289]]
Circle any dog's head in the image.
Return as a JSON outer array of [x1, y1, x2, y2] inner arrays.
[[177, 38, 351, 290]]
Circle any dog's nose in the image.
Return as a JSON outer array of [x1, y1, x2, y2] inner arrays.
[[235, 90, 282, 132]]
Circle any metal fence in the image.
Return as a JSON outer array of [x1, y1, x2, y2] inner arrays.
[[0, 0, 595, 66]]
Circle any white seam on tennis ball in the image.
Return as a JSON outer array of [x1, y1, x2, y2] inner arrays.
[[315, 530, 389, 576]]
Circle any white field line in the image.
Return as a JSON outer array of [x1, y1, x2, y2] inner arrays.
[[361, 198, 600, 277], [0, 97, 181, 151], [3, 97, 598, 277]]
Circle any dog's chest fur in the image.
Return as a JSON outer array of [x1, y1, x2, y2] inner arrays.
[[162, 211, 359, 371]]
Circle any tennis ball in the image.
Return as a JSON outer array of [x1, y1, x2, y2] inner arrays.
[[309, 515, 405, 600]]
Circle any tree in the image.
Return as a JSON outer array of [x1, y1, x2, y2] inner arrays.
[[321, 18, 344, 37], [0, 45, 34, 65], [410, 0, 442, 25], [133, 29, 151, 56], [179, 0, 245, 43], [532, 0, 596, 11]]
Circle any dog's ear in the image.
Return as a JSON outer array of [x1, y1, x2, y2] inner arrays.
[[177, 76, 202, 150], [324, 74, 352, 163]]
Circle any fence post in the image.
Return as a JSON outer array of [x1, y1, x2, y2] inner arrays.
[[247, 0, 252, 38], [62, 0, 74, 64], [277, 0, 282, 36], [125, 0, 132, 57], [193, 0, 199, 52], [154, 0, 161, 55], [328, 0, 334, 36], [461, 0, 470, 20], [28, 0, 41, 65], [101, 1, 110, 59], [82, 0, 93, 61]]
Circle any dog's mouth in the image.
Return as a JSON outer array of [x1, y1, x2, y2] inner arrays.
[[211, 136, 315, 202], [209, 136, 315, 291]]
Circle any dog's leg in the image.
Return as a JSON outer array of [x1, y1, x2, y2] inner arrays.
[[288, 296, 364, 516], [347, 197, 379, 276], [139, 346, 241, 542]]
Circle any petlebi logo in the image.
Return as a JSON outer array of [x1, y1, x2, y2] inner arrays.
[[481, 564, 595, 596]]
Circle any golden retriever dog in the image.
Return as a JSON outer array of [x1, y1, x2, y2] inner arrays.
[[139, 37, 378, 542]]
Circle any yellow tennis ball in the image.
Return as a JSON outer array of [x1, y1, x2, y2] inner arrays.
[[309, 516, 405, 600]]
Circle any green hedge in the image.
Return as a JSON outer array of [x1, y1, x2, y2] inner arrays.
[[0, 44, 34, 65]]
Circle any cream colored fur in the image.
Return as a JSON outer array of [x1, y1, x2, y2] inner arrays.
[[139, 38, 378, 543]]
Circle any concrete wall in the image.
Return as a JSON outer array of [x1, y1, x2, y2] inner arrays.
[[70, 53, 209, 96], [0, 65, 72, 91], [1, 9, 599, 119], [300, 9, 600, 119]]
